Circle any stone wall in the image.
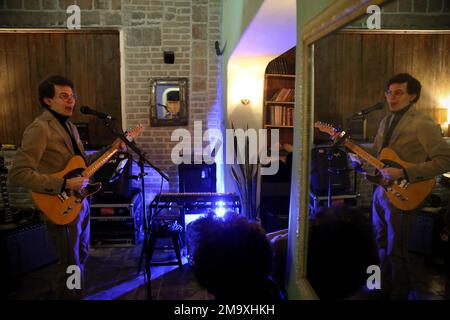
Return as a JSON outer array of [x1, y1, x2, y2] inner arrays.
[[0, 0, 222, 204]]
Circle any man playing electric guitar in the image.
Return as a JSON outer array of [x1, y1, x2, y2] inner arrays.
[[8, 75, 127, 299], [352, 73, 450, 299]]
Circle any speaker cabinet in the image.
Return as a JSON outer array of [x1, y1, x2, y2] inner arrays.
[[346, 117, 367, 141], [74, 122, 90, 148], [92, 152, 133, 203], [0, 222, 57, 278], [178, 163, 216, 193], [310, 145, 351, 196]]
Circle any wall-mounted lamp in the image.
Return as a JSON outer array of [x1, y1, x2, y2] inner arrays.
[[438, 94, 450, 136], [241, 98, 250, 105], [436, 108, 448, 137]]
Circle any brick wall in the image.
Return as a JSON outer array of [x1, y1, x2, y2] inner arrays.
[[349, 0, 450, 28], [0, 0, 222, 205]]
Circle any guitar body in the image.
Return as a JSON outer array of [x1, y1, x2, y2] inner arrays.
[[31, 156, 102, 225], [367, 148, 435, 211]]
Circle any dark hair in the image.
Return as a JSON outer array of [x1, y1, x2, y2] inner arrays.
[[307, 205, 379, 300], [189, 213, 278, 300], [38, 75, 74, 108], [385, 73, 421, 103]]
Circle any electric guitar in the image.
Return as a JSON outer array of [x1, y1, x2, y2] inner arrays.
[[314, 122, 435, 211], [31, 125, 144, 225]]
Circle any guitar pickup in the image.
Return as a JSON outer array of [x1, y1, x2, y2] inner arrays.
[[57, 191, 69, 202], [397, 179, 409, 189]]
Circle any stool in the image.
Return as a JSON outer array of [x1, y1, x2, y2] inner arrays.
[[147, 220, 183, 269]]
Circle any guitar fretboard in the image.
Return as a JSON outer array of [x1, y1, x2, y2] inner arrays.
[[343, 140, 385, 170], [82, 144, 119, 178]]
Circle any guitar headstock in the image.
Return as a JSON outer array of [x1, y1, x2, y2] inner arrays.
[[113, 124, 145, 148], [314, 121, 340, 139], [125, 124, 144, 141]]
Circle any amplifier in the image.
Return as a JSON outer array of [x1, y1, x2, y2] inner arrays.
[[91, 152, 134, 203], [90, 192, 141, 217], [0, 221, 57, 277], [178, 162, 217, 193], [90, 193, 142, 246], [310, 145, 351, 196], [90, 217, 141, 245]]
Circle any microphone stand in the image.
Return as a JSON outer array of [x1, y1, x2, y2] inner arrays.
[[98, 118, 169, 300]]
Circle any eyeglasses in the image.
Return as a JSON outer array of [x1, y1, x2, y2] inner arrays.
[[58, 93, 78, 101], [385, 90, 406, 98]]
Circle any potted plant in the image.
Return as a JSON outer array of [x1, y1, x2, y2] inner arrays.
[[229, 123, 260, 221]]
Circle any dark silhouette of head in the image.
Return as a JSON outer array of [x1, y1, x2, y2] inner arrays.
[[307, 205, 379, 300], [189, 212, 279, 300]]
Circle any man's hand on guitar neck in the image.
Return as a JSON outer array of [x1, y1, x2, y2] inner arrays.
[[66, 176, 90, 192], [119, 142, 127, 152]]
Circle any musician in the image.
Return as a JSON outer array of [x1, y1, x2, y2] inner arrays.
[[353, 73, 450, 299], [8, 75, 124, 299]]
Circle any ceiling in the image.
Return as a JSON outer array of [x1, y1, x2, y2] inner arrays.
[[232, 0, 296, 58]]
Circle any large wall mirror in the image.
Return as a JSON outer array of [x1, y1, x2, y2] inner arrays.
[[150, 78, 188, 126], [298, 0, 450, 299]]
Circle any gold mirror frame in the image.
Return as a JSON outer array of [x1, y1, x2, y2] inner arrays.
[[295, 0, 388, 299], [150, 78, 189, 127]]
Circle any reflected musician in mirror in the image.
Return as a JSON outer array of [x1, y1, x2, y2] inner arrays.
[[8, 75, 126, 299], [351, 73, 450, 299]]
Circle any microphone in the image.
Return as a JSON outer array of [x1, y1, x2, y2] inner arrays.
[[355, 102, 385, 116], [80, 106, 114, 120]]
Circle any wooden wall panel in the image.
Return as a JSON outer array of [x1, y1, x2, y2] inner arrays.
[[0, 31, 121, 148], [314, 32, 450, 140]]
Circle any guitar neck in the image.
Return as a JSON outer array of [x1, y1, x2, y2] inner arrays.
[[343, 140, 385, 170], [82, 141, 120, 178]]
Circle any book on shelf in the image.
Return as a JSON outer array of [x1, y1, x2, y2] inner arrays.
[[269, 105, 294, 126], [269, 88, 295, 102]]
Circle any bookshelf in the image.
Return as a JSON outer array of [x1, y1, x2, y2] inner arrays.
[[263, 52, 296, 154]]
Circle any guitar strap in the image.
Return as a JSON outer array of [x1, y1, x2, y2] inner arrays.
[[381, 114, 396, 149], [65, 122, 84, 158]]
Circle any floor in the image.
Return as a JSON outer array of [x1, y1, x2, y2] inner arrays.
[[6, 231, 449, 300], [7, 233, 212, 300]]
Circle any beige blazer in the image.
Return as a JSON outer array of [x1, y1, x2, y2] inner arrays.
[[8, 109, 103, 194], [372, 105, 450, 182]]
